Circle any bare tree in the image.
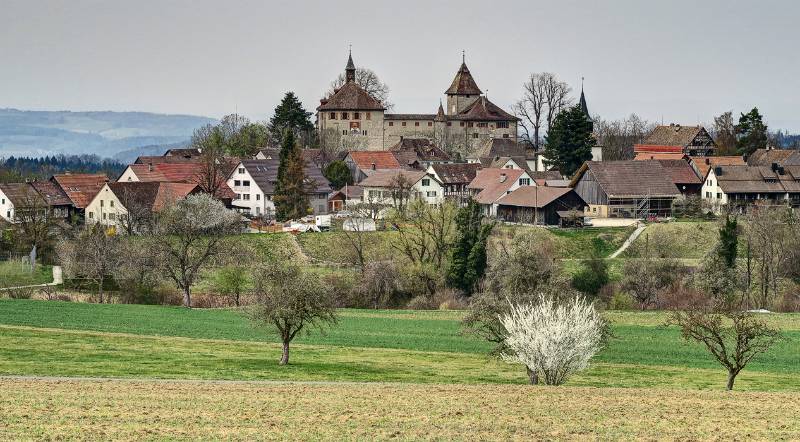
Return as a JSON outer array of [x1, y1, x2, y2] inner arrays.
[[670, 307, 780, 390], [328, 67, 393, 110], [514, 73, 547, 149], [390, 199, 457, 268], [246, 262, 337, 365], [57, 226, 123, 303], [543, 73, 574, 136], [387, 172, 415, 214], [11, 187, 61, 260], [713, 111, 738, 156], [743, 205, 797, 309], [151, 194, 242, 308], [593, 114, 655, 161]]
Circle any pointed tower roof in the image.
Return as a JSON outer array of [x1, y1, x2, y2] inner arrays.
[[435, 100, 446, 121], [345, 49, 356, 83], [445, 53, 481, 95], [579, 78, 592, 121]]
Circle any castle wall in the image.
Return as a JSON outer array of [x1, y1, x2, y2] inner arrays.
[[318, 110, 385, 151]]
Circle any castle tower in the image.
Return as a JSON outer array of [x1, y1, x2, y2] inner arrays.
[[345, 49, 356, 83], [445, 52, 482, 115]]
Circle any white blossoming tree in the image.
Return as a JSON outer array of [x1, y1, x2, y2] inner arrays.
[[500, 294, 604, 385]]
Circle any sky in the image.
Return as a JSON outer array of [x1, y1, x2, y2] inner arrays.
[[2, 0, 799, 131]]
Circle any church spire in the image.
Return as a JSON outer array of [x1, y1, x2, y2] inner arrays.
[[345, 47, 356, 83], [579, 77, 590, 118]]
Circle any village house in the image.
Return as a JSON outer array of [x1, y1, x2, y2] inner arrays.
[[328, 185, 363, 212], [30, 181, 72, 219], [343, 151, 403, 183], [495, 186, 586, 226], [358, 169, 444, 213], [316, 52, 519, 154], [426, 163, 482, 205], [50, 173, 109, 219], [746, 148, 800, 167], [118, 162, 236, 207], [388, 138, 452, 168], [226, 159, 331, 218], [635, 124, 717, 156], [467, 168, 534, 216], [701, 164, 800, 213], [85, 181, 200, 230], [570, 161, 681, 218], [0, 183, 46, 223], [655, 159, 703, 196]]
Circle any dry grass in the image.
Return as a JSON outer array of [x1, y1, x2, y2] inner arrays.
[[1, 378, 798, 441]]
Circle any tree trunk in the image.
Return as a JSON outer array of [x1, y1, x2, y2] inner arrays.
[[98, 279, 104, 304], [183, 286, 192, 308], [526, 366, 539, 385], [280, 341, 290, 365], [234, 292, 240, 308], [726, 370, 738, 391]]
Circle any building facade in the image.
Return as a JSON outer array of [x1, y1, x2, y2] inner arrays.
[[317, 52, 519, 158]]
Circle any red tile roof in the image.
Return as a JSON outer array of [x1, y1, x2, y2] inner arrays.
[[496, 186, 574, 208], [127, 163, 203, 183], [317, 81, 385, 111], [51, 173, 108, 209], [348, 151, 402, 171], [656, 159, 702, 185], [689, 156, 746, 179], [445, 62, 482, 95], [633, 144, 685, 154], [634, 153, 688, 161], [467, 168, 526, 204]]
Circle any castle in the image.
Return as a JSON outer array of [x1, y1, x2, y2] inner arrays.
[[316, 51, 519, 158]]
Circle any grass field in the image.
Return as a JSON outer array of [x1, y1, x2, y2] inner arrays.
[[0, 261, 52, 288], [623, 221, 719, 259], [2, 378, 799, 440], [0, 300, 797, 390]]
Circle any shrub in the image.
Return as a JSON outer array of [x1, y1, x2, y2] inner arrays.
[[6, 287, 34, 299], [407, 295, 435, 310], [607, 291, 635, 310], [571, 258, 610, 297]]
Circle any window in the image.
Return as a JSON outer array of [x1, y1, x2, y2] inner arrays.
[[243, 180, 250, 187], [354, 112, 360, 120], [102, 213, 107, 220], [460, 122, 465, 127], [497, 121, 509, 128], [238, 167, 245, 174], [329, 112, 336, 120], [256, 194, 261, 201], [468, 122, 474, 128], [402, 122, 406, 127], [236, 193, 241, 200], [706, 191, 711, 198], [415, 122, 419, 127], [472, 133, 479, 139], [447, 122, 452, 127], [343, 130, 348, 135], [110, 201, 114, 208], [243, 194, 250, 201], [1, 198, 4, 204], [389, 121, 393, 126], [428, 122, 433, 127], [477, 122, 487, 128], [88, 212, 93, 219], [6, 210, 10, 218], [519, 178, 530, 186], [426, 191, 437, 197], [342, 112, 349, 119], [109, 213, 116, 220], [366, 112, 371, 120], [234, 180, 241, 186], [422, 179, 430, 186], [717, 193, 722, 199], [362, 130, 368, 136], [100, 200, 104, 208]]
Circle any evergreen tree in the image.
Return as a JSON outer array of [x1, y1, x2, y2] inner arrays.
[[268, 92, 314, 145], [447, 200, 494, 295], [543, 104, 596, 177], [735, 107, 768, 156], [323, 160, 353, 189], [275, 129, 296, 196], [274, 139, 310, 221], [718, 214, 738, 268]]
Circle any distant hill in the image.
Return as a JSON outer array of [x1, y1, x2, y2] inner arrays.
[[0, 109, 215, 159]]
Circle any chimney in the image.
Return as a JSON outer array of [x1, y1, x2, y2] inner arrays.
[[778, 166, 785, 175], [771, 162, 779, 172], [714, 166, 723, 176], [371, 162, 376, 171]]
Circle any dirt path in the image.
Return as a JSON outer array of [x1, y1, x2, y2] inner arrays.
[[608, 223, 645, 259]]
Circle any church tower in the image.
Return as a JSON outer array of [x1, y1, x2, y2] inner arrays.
[[445, 52, 482, 115], [579, 78, 593, 132], [345, 49, 356, 83]]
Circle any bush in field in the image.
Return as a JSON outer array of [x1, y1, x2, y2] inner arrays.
[[500, 294, 604, 385], [571, 257, 610, 298], [621, 258, 681, 310]]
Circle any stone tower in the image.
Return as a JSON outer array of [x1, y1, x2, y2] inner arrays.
[[445, 53, 482, 115]]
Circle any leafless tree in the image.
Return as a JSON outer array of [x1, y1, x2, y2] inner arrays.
[[390, 199, 457, 268], [246, 261, 337, 365], [328, 67, 393, 111], [543, 73, 574, 137], [11, 187, 61, 259], [57, 226, 123, 303], [514, 73, 547, 149], [387, 173, 415, 214], [151, 194, 242, 308], [593, 114, 655, 161], [743, 205, 798, 309], [712, 111, 738, 156], [114, 186, 155, 235], [670, 306, 780, 390]]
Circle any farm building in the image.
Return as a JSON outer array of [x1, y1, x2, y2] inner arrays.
[[637, 124, 716, 156], [701, 164, 800, 213], [496, 186, 586, 225], [467, 168, 533, 216], [570, 161, 681, 218]]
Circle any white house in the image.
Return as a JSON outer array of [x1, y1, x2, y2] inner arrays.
[[701, 164, 800, 214], [85, 181, 199, 230], [0, 183, 48, 223], [358, 169, 444, 215]]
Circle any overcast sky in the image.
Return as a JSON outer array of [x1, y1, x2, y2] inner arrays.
[[2, 0, 798, 131]]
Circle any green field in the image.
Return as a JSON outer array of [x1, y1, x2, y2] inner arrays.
[[0, 261, 52, 288], [0, 300, 797, 390]]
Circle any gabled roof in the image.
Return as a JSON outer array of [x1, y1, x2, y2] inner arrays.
[[429, 163, 482, 185], [347, 151, 402, 171], [530, 170, 564, 185], [496, 186, 576, 208], [468, 168, 527, 205], [389, 138, 451, 162], [239, 159, 330, 195], [0, 183, 45, 207], [746, 149, 800, 167], [358, 169, 429, 188], [643, 125, 709, 147], [164, 148, 201, 157], [633, 144, 685, 154], [317, 81, 385, 111], [127, 163, 203, 183], [570, 161, 681, 198], [656, 159, 702, 185], [445, 62, 482, 95], [473, 138, 528, 159], [51, 173, 108, 209], [451, 96, 518, 121], [30, 181, 71, 206], [108, 181, 200, 212], [690, 156, 745, 178], [329, 184, 363, 201], [134, 155, 200, 165], [634, 152, 688, 161], [714, 165, 793, 194]]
